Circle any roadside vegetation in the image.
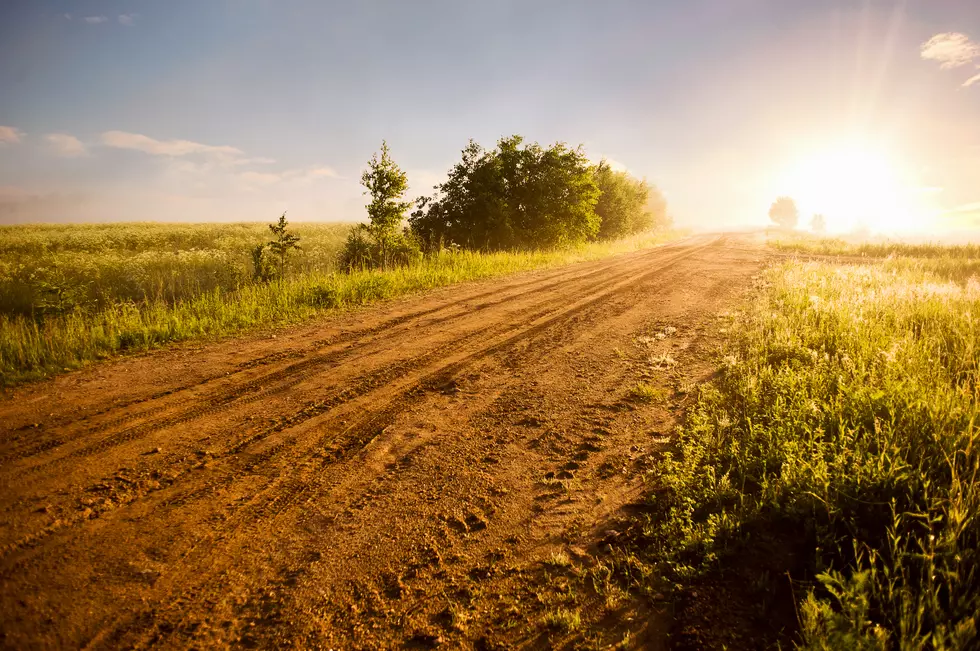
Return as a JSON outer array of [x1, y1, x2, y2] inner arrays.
[[770, 231, 980, 260], [0, 135, 676, 386], [627, 242, 979, 647]]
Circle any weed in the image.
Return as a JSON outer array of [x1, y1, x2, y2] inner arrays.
[[543, 607, 582, 632], [647, 353, 676, 369], [544, 550, 573, 568], [640, 254, 980, 648], [628, 382, 667, 403]]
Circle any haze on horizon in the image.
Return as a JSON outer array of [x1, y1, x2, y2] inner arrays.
[[1, 0, 978, 237]]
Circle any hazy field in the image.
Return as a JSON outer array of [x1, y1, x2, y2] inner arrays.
[[632, 240, 980, 647], [0, 222, 679, 385]]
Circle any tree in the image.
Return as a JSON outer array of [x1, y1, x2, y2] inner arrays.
[[593, 161, 670, 240], [811, 213, 827, 234], [410, 136, 600, 251], [267, 212, 301, 284], [769, 196, 799, 229], [361, 141, 412, 269]]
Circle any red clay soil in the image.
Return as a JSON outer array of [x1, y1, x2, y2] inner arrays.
[[0, 234, 767, 650]]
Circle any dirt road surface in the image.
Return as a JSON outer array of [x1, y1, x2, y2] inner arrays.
[[0, 234, 767, 649]]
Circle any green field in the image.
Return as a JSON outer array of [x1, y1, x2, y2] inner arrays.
[[635, 240, 980, 647], [0, 222, 679, 386]]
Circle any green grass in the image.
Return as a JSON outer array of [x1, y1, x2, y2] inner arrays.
[[0, 222, 353, 317], [0, 225, 680, 386], [639, 253, 979, 648], [769, 231, 980, 259], [543, 607, 582, 632]]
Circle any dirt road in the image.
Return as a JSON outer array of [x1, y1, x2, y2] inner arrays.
[[0, 234, 766, 649]]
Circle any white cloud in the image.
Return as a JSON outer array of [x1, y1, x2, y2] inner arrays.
[[963, 70, 980, 88], [0, 126, 24, 144], [118, 14, 136, 26], [229, 156, 277, 166], [920, 32, 980, 69], [44, 133, 87, 157], [101, 130, 244, 160], [83, 16, 108, 25], [239, 166, 341, 188]]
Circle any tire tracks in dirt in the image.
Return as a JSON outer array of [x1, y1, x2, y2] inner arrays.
[[0, 234, 768, 650]]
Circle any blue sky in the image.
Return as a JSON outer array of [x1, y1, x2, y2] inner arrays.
[[1, 0, 978, 233]]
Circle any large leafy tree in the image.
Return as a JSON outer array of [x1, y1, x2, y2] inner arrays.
[[410, 136, 601, 251], [769, 196, 799, 229], [361, 141, 412, 269]]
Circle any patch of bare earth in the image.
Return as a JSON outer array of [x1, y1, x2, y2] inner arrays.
[[0, 234, 766, 649]]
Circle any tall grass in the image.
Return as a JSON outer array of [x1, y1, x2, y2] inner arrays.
[[644, 256, 979, 648], [0, 222, 352, 316], [0, 227, 679, 386], [769, 232, 980, 259]]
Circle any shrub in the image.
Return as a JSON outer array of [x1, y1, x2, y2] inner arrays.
[[593, 161, 668, 240], [338, 226, 421, 272], [410, 135, 601, 251]]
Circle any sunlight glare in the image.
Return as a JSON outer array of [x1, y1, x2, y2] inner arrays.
[[778, 143, 936, 234]]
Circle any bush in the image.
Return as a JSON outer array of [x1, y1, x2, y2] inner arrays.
[[593, 161, 670, 240], [338, 226, 422, 272], [410, 135, 601, 251]]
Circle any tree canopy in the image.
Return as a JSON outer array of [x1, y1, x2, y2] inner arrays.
[[593, 161, 670, 240], [409, 136, 602, 251], [360, 141, 413, 268]]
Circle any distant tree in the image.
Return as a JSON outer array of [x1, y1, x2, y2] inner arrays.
[[644, 183, 673, 233], [361, 141, 413, 269], [769, 196, 799, 230], [594, 162, 660, 240], [811, 213, 827, 234], [267, 212, 301, 284], [410, 136, 600, 251]]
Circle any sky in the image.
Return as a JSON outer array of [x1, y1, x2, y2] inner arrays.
[[0, 0, 979, 235]]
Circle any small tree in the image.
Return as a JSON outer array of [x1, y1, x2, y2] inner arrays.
[[769, 196, 799, 230], [267, 212, 301, 284], [811, 213, 827, 234], [362, 141, 412, 269]]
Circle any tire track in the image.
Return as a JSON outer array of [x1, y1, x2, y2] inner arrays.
[[0, 242, 708, 563], [0, 242, 697, 471], [86, 239, 715, 649]]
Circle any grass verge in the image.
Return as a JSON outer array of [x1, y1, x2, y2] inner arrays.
[[0, 231, 680, 386], [634, 254, 979, 648]]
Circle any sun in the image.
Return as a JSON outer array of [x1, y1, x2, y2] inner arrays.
[[777, 142, 935, 234]]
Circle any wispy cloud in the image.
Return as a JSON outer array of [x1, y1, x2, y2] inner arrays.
[[920, 33, 980, 89], [921, 32, 980, 69], [240, 166, 340, 187], [118, 14, 137, 26], [44, 133, 87, 157], [83, 16, 108, 25], [101, 131, 244, 159], [0, 126, 24, 145]]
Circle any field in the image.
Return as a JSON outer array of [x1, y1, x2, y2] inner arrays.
[[0, 222, 679, 386], [0, 231, 976, 649], [626, 238, 980, 648]]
